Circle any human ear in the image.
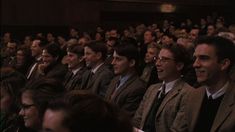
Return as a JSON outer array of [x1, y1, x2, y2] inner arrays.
[[220, 58, 230, 71]]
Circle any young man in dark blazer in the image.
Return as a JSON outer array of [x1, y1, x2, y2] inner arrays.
[[172, 36, 235, 132], [105, 43, 147, 118], [81, 41, 113, 98], [63, 44, 86, 91]]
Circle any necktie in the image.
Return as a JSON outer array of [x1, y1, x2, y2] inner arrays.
[[143, 82, 166, 132], [110, 79, 121, 100], [159, 82, 166, 99], [84, 71, 94, 89]]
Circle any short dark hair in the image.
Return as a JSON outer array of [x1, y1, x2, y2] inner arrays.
[[195, 36, 235, 71], [46, 90, 133, 132], [114, 43, 139, 66], [67, 44, 84, 57], [85, 41, 107, 60]]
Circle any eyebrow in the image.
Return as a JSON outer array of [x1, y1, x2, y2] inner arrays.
[[44, 128, 53, 132], [193, 55, 210, 60]]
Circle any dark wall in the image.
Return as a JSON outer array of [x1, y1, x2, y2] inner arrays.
[[1, 0, 235, 35]]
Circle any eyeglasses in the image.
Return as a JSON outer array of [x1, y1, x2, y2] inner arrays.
[[20, 104, 35, 110], [154, 56, 175, 63]]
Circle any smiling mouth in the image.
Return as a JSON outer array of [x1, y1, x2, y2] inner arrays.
[[157, 69, 164, 73]]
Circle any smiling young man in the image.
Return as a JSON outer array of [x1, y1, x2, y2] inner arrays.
[[105, 43, 147, 118], [172, 36, 235, 132], [63, 44, 86, 91], [133, 44, 193, 132], [80, 41, 113, 98]]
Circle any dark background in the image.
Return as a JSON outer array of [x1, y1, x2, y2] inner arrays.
[[1, 0, 235, 38]]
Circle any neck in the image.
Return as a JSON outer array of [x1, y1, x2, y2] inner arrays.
[[206, 76, 229, 94], [120, 69, 135, 78], [164, 74, 181, 83], [91, 61, 103, 69]]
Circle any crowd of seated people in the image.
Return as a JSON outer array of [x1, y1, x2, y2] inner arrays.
[[1, 14, 235, 132]]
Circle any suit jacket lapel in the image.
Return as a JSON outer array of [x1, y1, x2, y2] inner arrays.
[[112, 74, 136, 100], [156, 80, 182, 118], [141, 85, 161, 129], [190, 87, 205, 132], [107, 77, 119, 100], [210, 82, 234, 131], [86, 64, 105, 88]]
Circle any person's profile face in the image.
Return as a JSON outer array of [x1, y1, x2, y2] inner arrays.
[[84, 47, 100, 68], [193, 44, 223, 84], [112, 51, 134, 75], [19, 90, 41, 129]]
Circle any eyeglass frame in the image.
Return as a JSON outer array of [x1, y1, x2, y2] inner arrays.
[[153, 56, 175, 63]]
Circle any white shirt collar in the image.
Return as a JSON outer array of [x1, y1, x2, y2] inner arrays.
[[91, 63, 104, 74], [159, 79, 180, 94], [71, 67, 82, 75], [205, 81, 228, 99]]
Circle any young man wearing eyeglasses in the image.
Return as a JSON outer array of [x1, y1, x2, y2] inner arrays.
[[133, 44, 194, 132]]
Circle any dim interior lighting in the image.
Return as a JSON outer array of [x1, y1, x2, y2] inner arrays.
[[160, 3, 176, 13]]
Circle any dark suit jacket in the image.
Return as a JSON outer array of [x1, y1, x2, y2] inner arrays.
[[105, 73, 147, 117], [80, 64, 113, 98], [172, 80, 235, 132], [63, 67, 86, 91], [133, 79, 193, 132]]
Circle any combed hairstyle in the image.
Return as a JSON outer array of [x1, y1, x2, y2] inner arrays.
[[85, 41, 107, 60], [21, 78, 64, 119], [67, 44, 84, 57], [195, 36, 235, 71], [114, 42, 139, 67], [46, 90, 133, 132]]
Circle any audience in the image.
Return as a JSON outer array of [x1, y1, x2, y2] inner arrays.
[[1, 13, 235, 132]]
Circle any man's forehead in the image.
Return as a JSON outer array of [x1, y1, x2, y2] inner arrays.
[[194, 44, 217, 55]]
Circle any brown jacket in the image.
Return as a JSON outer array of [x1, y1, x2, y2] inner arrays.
[[133, 79, 193, 132], [172, 81, 235, 132]]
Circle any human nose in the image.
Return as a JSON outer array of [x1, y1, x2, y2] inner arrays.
[[19, 108, 25, 116], [111, 58, 116, 65], [193, 57, 200, 68]]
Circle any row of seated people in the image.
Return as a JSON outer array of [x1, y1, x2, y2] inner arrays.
[[1, 35, 235, 132]]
